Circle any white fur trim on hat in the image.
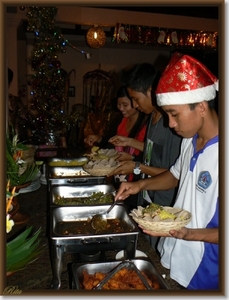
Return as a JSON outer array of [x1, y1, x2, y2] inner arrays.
[[157, 81, 218, 106]]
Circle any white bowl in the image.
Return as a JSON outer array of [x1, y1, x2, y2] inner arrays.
[[115, 249, 147, 260]]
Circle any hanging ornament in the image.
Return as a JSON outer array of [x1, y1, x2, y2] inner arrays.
[[171, 31, 179, 44], [206, 33, 213, 47], [118, 25, 128, 42], [86, 26, 106, 48], [157, 29, 166, 44]]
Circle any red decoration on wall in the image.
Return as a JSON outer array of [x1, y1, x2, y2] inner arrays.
[[112, 23, 218, 50]]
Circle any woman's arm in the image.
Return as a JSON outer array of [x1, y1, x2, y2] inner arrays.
[[108, 161, 168, 177], [109, 135, 144, 152]]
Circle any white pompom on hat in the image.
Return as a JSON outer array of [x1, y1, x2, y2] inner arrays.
[[156, 52, 218, 106]]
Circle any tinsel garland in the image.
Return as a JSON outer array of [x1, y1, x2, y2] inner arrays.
[[112, 23, 218, 49]]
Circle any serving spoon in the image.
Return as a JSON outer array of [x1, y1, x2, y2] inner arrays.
[[91, 191, 117, 231]]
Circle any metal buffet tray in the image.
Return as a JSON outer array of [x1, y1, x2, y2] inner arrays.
[[50, 204, 139, 239], [47, 157, 89, 178], [48, 157, 89, 166], [49, 205, 139, 289], [72, 259, 170, 290], [47, 157, 91, 179], [47, 157, 106, 187], [50, 184, 115, 206]]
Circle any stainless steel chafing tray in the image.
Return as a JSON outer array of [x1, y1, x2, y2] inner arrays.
[[49, 205, 139, 289], [47, 157, 107, 187], [47, 157, 89, 178], [50, 204, 139, 238], [50, 184, 115, 206], [48, 157, 88, 167], [72, 259, 170, 290]]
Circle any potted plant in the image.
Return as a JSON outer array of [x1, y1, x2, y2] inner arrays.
[[6, 183, 43, 275], [6, 134, 39, 187], [6, 133, 40, 224]]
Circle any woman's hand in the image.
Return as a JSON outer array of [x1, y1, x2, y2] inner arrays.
[[117, 152, 133, 161], [84, 134, 102, 146], [109, 135, 144, 152], [109, 135, 130, 147], [108, 161, 135, 176]]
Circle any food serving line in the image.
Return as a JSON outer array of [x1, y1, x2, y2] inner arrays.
[[46, 155, 170, 290]]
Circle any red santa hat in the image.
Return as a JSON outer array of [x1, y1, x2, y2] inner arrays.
[[156, 52, 218, 106]]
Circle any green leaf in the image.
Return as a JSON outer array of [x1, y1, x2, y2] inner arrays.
[[6, 227, 43, 273], [7, 227, 33, 248]]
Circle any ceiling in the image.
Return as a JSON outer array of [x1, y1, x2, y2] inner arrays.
[[87, 5, 219, 19], [8, 4, 219, 19], [16, 5, 219, 41]]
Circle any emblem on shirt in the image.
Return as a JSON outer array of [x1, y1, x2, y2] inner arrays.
[[197, 171, 212, 189]]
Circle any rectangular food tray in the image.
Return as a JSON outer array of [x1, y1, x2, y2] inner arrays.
[[50, 184, 115, 206], [72, 259, 170, 290], [47, 157, 90, 178], [50, 204, 139, 239]]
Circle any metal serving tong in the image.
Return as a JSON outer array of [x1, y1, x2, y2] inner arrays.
[[93, 260, 152, 290]]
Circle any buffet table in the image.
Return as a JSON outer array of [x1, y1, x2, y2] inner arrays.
[[6, 181, 182, 291], [7, 143, 183, 291]]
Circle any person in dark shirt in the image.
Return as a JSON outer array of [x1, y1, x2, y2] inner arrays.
[[108, 63, 182, 249]]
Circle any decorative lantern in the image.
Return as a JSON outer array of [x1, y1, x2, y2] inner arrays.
[[86, 26, 106, 48]]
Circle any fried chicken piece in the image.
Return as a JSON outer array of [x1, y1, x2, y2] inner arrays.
[[106, 280, 122, 290], [94, 272, 106, 281], [81, 267, 161, 290]]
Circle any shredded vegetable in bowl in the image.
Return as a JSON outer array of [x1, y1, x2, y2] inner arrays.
[[130, 203, 192, 233]]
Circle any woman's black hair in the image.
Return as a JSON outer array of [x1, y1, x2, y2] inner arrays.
[[117, 86, 149, 145], [128, 110, 149, 139], [116, 85, 128, 98], [116, 85, 134, 108]]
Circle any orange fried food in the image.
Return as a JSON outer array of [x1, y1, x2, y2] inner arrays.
[[82, 270, 101, 289], [94, 272, 106, 281], [81, 267, 161, 290]]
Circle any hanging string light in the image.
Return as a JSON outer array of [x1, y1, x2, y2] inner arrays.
[[86, 25, 106, 48], [59, 34, 90, 58]]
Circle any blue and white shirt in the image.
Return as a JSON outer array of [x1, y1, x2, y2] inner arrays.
[[158, 134, 219, 290]]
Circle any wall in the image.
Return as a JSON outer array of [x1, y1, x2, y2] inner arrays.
[[5, 6, 219, 113], [57, 45, 171, 111]]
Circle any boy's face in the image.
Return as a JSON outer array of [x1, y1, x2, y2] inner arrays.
[[162, 103, 204, 138], [127, 87, 154, 114]]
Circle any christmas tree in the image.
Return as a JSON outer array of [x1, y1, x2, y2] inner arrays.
[[26, 6, 72, 145]]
